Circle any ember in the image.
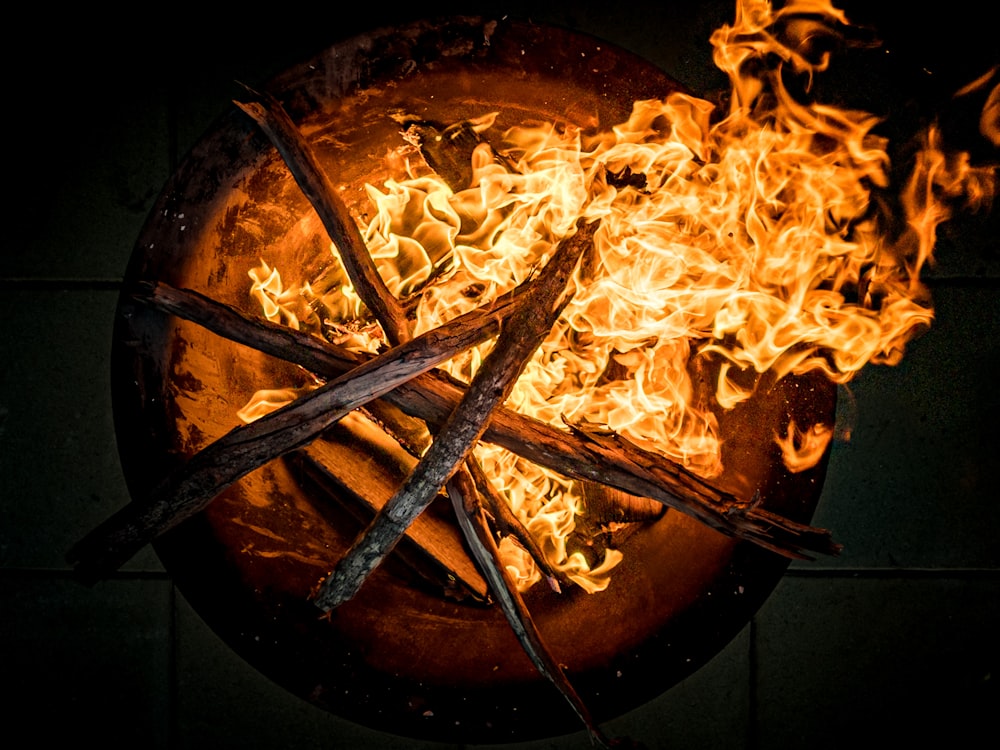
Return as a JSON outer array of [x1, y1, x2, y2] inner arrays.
[[67, 0, 996, 744]]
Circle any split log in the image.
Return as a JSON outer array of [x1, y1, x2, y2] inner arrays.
[[310, 219, 597, 610], [398, 117, 520, 193], [66, 283, 531, 583], [292, 415, 488, 602], [400, 118, 484, 191], [358, 398, 432, 459], [123, 279, 841, 560], [578, 481, 666, 525]]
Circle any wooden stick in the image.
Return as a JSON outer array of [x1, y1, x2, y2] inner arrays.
[[465, 457, 571, 592], [234, 88, 410, 345], [133, 280, 366, 371], [445, 467, 616, 749], [311, 220, 596, 610], [562, 421, 841, 559], [128, 280, 841, 560], [66, 285, 530, 582]]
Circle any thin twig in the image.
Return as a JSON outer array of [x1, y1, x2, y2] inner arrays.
[[466, 457, 571, 592]]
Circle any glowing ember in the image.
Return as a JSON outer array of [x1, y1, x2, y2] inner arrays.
[[239, 0, 994, 593]]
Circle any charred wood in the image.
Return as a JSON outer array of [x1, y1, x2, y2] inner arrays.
[[66, 283, 530, 582], [445, 467, 616, 750], [578, 480, 666, 525], [123, 280, 841, 561], [310, 220, 597, 610], [400, 119, 483, 191], [234, 88, 410, 344], [398, 116, 520, 193], [465, 457, 571, 592]]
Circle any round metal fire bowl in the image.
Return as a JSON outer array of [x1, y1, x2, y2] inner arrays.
[[111, 16, 836, 744]]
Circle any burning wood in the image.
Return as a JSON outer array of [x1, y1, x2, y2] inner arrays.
[[231, 82, 841, 562], [73, 278, 841, 571], [66, 282, 533, 581], [310, 219, 596, 610], [234, 86, 411, 345], [464, 456, 573, 590], [445, 466, 614, 749]]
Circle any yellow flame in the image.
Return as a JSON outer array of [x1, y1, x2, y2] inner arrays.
[[236, 386, 311, 424], [240, 0, 994, 593], [249, 261, 301, 330]]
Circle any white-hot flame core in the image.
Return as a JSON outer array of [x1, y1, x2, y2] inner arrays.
[[237, 0, 994, 593]]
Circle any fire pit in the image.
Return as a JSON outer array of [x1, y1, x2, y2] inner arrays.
[[78, 13, 848, 745]]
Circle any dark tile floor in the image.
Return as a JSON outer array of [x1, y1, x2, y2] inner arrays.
[[3, 2, 997, 748]]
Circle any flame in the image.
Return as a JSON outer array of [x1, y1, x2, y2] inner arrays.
[[236, 386, 311, 424], [249, 260, 302, 330], [239, 0, 995, 592], [775, 419, 834, 473]]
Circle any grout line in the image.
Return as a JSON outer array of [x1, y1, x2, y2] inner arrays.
[[0, 568, 170, 582], [3, 566, 997, 580], [0, 279, 123, 291], [168, 582, 179, 750], [747, 618, 759, 750], [784, 566, 1000, 579]]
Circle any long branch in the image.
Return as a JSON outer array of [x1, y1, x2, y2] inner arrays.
[[466, 457, 570, 591], [234, 88, 410, 344], [311, 220, 596, 610], [445, 467, 614, 749], [126, 280, 840, 560], [66, 285, 530, 582]]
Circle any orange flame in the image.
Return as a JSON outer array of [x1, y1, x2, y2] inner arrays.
[[775, 419, 834, 473], [240, 0, 995, 592]]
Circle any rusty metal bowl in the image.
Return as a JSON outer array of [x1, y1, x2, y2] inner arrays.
[[111, 16, 836, 744]]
